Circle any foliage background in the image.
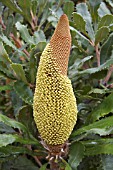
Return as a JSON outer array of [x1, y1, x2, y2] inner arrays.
[[0, 0, 113, 169]]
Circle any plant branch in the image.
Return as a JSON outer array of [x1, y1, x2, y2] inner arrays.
[[104, 65, 113, 84], [10, 33, 30, 57], [0, 17, 6, 29], [27, 145, 42, 167]]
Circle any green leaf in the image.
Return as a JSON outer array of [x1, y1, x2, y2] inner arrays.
[[0, 41, 12, 64], [39, 163, 48, 170], [73, 12, 86, 34], [0, 145, 37, 157], [87, 92, 113, 123], [95, 26, 109, 45], [17, 0, 32, 23], [0, 134, 39, 148], [0, 114, 29, 134], [16, 22, 34, 44], [88, 0, 102, 24], [0, 34, 17, 50], [11, 63, 28, 83], [98, 2, 111, 18], [84, 142, 113, 156], [68, 142, 84, 169], [63, 1, 74, 20], [76, 3, 94, 40], [0, 0, 22, 14], [101, 155, 113, 170], [33, 30, 46, 44], [5, 15, 14, 36], [0, 85, 12, 91], [13, 81, 33, 105], [28, 48, 37, 84], [62, 159, 72, 170], [100, 33, 113, 64], [105, 0, 113, 7], [78, 58, 113, 75], [71, 116, 113, 140], [98, 14, 113, 29]]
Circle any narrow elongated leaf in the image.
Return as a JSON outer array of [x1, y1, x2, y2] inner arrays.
[[5, 15, 14, 36], [0, 85, 12, 91], [71, 116, 113, 140], [86, 92, 113, 123], [98, 14, 113, 29], [68, 142, 84, 169], [105, 0, 113, 7], [11, 63, 27, 83], [95, 26, 109, 45], [0, 0, 22, 14], [76, 3, 94, 40], [0, 133, 38, 147], [14, 81, 33, 105], [39, 163, 48, 170], [0, 41, 12, 64], [78, 58, 113, 75], [63, 1, 74, 20], [0, 114, 28, 134], [16, 22, 34, 44], [0, 145, 37, 157], [100, 33, 113, 64], [73, 13, 86, 34], [17, 0, 32, 23], [85, 143, 113, 156], [62, 159, 72, 170]]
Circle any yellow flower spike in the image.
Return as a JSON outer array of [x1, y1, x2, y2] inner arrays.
[[33, 14, 78, 146]]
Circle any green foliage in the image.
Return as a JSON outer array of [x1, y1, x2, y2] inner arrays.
[[0, 0, 113, 169]]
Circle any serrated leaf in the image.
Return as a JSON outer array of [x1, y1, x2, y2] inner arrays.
[[86, 92, 113, 124], [98, 2, 111, 18], [33, 30, 46, 44], [71, 116, 113, 140], [0, 145, 38, 157], [16, 22, 34, 44], [63, 1, 74, 20], [0, 34, 17, 50], [105, 0, 113, 7], [78, 58, 113, 75], [95, 26, 109, 45], [36, 42, 47, 52], [13, 81, 33, 105], [73, 12, 86, 34], [11, 63, 27, 83], [39, 163, 48, 170], [98, 14, 113, 29], [68, 142, 84, 169], [76, 3, 94, 40], [100, 33, 113, 64], [0, 41, 12, 64]]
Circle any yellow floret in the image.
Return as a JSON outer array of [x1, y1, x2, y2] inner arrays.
[[33, 14, 78, 145]]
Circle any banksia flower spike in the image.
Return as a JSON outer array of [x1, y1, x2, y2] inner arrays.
[[33, 14, 77, 159]]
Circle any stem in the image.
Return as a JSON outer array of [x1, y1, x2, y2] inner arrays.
[[50, 160, 60, 170], [0, 17, 6, 29], [10, 33, 30, 57], [104, 65, 113, 84], [95, 44, 100, 67], [27, 145, 42, 167]]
